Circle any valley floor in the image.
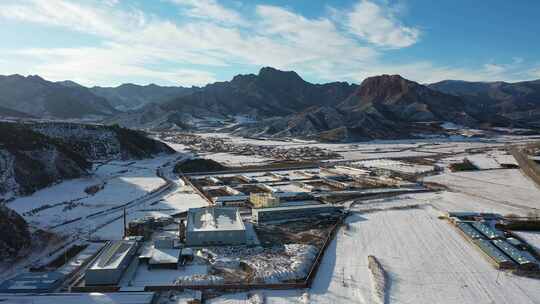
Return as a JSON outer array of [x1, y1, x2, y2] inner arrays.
[[3, 133, 540, 303]]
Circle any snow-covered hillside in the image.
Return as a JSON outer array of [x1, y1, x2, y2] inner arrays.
[[0, 121, 174, 200]]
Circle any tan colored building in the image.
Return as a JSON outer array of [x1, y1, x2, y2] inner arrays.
[[250, 192, 280, 208]]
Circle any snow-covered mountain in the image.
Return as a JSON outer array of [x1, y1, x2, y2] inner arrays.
[[0, 121, 174, 199]]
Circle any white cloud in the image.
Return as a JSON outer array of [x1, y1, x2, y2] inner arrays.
[[483, 63, 506, 75], [0, 0, 535, 86], [253, 5, 376, 68], [347, 0, 420, 48], [342, 60, 540, 84], [0, 0, 379, 85], [0, 0, 141, 38], [530, 68, 540, 79], [11, 44, 217, 86], [102, 0, 119, 6], [170, 0, 246, 26]]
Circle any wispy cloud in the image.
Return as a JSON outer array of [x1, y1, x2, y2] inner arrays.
[[346, 0, 420, 48], [170, 0, 246, 26], [0, 0, 536, 86]]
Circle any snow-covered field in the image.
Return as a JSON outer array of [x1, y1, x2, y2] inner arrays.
[[8, 159, 166, 228], [7, 157, 172, 229], [425, 169, 540, 213], [354, 159, 435, 174], [438, 149, 518, 170], [201, 152, 272, 167], [307, 206, 540, 304], [210, 205, 540, 304]]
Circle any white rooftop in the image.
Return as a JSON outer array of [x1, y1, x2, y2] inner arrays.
[[149, 248, 180, 265], [90, 240, 136, 270], [187, 207, 245, 232], [0, 292, 155, 304]]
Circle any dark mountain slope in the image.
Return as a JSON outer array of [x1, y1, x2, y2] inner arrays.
[[160, 67, 357, 118], [340, 75, 477, 125], [0, 105, 35, 118], [90, 83, 196, 111], [429, 79, 540, 127], [234, 74, 483, 141], [0, 122, 91, 197], [0, 75, 117, 119]]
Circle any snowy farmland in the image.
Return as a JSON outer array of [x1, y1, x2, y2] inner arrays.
[[209, 205, 540, 304], [200, 152, 272, 167], [306, 206, 540, 304], [425, 169, 540, 213], [353, 159, 435, 174]]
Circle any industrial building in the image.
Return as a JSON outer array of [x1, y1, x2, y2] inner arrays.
[[252, 204, 344, 223], [0, 272, 64, 293], [455, 221, 484, 239], [85, 239, 139, 286], [471, 222, 505, 239], [250, 192, 280, 208], [185, 207, 247, 246], [451, 213, 539, 270], [0, 292, 157, 304], [492, 239, 538, 270], [148, 248, 181, 269], [473, 239, 516, 269], [127, 216, 174, 240]]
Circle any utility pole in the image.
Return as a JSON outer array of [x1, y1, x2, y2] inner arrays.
[[123, 208, 127, 239]]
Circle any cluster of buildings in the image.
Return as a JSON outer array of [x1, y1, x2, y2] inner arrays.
[[0, 160, 428, 302], [0, 243, 105, 294], [160, 133, 340, 160], [190, 165, 421, 210], [448, 212, 539, 270]]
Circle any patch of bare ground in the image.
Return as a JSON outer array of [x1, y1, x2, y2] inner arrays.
[[368, 255, 389, 304], [254, 217, 338, 247]]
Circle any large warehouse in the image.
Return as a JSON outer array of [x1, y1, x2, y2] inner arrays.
[[186, 207, 247, 246], [85, 239, 139, 286], [252, 204, 344, 223]]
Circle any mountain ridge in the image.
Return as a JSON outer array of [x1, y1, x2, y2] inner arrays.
[[0, 74, 118, 119], [2, 69, 540, 141]]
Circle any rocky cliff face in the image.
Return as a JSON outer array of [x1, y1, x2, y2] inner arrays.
[[339, 74, 477, 125]]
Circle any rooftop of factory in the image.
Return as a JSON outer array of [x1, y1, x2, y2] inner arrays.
[[187, 207, 245, 232]]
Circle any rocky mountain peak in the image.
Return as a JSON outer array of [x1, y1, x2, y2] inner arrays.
[[257, 66, 306, 86], [26, 74, 48, 84], [357, 74, 419, 99]]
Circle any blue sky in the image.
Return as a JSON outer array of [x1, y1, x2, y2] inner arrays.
[[1, 0, 539, 87]]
